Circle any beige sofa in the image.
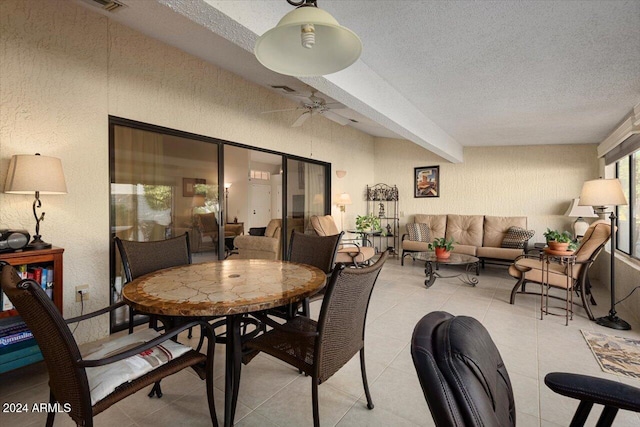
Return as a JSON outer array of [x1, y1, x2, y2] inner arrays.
[[402, 214, 531, 266]]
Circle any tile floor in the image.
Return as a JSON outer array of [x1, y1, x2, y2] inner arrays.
[[1, 258, 639, 426]]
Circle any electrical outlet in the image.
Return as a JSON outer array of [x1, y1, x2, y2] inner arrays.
[[75, 285, 89, 302]]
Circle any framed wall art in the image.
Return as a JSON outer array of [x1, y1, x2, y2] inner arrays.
[[183, 177, 206, 197], [414, 166, 439, 198]]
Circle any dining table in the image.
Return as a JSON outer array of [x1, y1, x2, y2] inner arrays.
[[122, 259, 326, 427]]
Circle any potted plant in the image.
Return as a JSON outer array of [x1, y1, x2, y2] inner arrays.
[[355, 214, 381, 232], [543, 228, 577, 252], [428, 237, 455, 259]]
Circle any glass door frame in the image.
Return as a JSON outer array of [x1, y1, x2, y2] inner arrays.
[[109, 116, 331, 332]]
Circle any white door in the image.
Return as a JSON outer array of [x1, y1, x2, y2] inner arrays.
[[249, 183, 272, 229]]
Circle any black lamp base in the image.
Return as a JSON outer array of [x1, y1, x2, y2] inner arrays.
[[28, 235, 52, 250], [595, 314, 631, 331]]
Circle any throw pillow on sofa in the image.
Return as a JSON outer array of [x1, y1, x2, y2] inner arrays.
[[501, 226, 535, 249], [407, 223, 430, 242]]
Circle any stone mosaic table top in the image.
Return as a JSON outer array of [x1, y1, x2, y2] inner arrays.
[[122, 259, 326, 317]]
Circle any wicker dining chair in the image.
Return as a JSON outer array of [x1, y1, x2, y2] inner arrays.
[[115, 234, 192, 334], [287, 230, 342, 317], [244, 250, 389, 427], [0, 262, 217, 427]]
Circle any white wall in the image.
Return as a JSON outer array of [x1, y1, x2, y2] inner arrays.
[[374, 138, 599, 243], [0, 0, 374, 343]]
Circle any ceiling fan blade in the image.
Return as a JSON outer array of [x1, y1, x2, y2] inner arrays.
[[292, 111, 311, 127], [324, 102, 347, 109], [261, 108, 299, 114], [322, 110, 351, 126]]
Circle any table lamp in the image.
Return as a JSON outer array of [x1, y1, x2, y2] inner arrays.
[[4, 153, 67, 249], [564, 198, 597, 238], [579, 178, 629, 330]]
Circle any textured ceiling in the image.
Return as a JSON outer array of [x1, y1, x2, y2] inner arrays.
[[78, 0, 640, 163]]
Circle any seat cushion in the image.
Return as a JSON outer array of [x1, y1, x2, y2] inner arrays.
[[501, 227, 535, 249], [477, 246, 523, 261], [336, 246, 375, 264], [402, 240, 429, 252], [446, 215, 483, 247], [451, 244, 477, 256], [509, 257, 575, 288], [84, 329, 192, 405]]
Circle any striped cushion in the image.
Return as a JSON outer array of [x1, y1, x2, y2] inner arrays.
[[407, 223, 431, 242], [501, 226, 535, 249]]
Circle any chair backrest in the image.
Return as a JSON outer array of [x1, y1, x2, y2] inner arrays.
[[115, 233, 191, 282], [195, 212, 218, 233], [310, 215, 341, 236], [315, 250, 388, 382], [411, 311, 516, 427], [288, 230, 342, 274], [575, 221, 611, 263], [1, 263, 91, 423], [265, 219, 282, 238]]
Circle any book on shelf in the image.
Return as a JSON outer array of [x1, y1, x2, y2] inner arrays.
[[1, 291, 13, 311]]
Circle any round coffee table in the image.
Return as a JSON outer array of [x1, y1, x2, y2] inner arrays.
[[415, 251, 480, 288]]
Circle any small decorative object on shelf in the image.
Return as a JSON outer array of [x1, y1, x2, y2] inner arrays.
[[378, 203, 385, 218], [386, 224, 392, 235]]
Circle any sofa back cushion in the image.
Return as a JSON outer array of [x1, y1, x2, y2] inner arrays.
[[310, 215, 340, 236], [483, 216, 527, 248], [265, 219, 282, 238], [446, 215, 483, 247], [414, 214, 446, 240]]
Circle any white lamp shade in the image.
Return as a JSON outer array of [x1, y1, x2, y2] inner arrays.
[[564, 198, 597, 218], [337, 193, 352, 205], [224, 182, 232, 189], [4, 154, 67, 194], [255, 6, 362, 77], [579, 179, 627, 207]]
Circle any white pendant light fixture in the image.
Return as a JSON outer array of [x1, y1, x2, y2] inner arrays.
[[254, 0, 362, 77]]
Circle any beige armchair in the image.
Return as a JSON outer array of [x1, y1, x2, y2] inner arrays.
[[509, 221, 611, 320], [234, 219, 282, 260], [310, 215, 375, 267]]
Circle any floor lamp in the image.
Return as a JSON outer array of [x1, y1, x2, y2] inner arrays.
[[579, 178, 630, 330], [224, 183, 232, 224]]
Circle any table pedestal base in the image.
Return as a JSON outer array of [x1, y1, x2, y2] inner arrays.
[[424, 261, 479, 288]]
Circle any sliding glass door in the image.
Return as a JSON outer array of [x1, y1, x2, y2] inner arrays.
[[110, 120, 221, 332]]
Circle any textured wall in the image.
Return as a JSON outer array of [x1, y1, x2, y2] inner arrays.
[[374, 138, 600, 243], [0, 0, 374, 343]]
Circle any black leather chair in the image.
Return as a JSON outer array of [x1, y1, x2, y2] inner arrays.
[[411, 311, 640, 426]]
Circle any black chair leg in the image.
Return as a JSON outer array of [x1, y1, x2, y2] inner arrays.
[[187, 326, 193, 339], [148, 381, 163, 398], [595, 406, 619, 427], [360, 348, 374, 410], [312, 376, 320, 427], [569, 401, 593, 426], [45, 392, 56, 427]]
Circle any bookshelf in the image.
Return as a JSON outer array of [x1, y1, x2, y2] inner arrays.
[[366, 184, 399, 257], [0, 247, 64, 373]]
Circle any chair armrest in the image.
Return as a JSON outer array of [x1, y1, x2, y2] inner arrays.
[[545, 372, 640, 412], [65, 301, 129, 324], [78, 320, 213, 367], [402, 233, 409, 241], [252, 312, 318, 338]]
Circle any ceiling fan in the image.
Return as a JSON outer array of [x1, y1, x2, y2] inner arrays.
[[262, 91, 351, 127]]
